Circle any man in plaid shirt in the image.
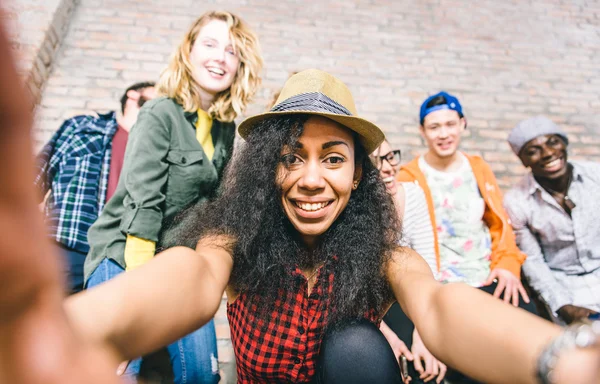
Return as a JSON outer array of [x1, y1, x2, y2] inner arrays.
[[34, 81, 155, 294]]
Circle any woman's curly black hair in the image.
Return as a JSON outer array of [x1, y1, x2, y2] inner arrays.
[[160, 114, 401, 324]]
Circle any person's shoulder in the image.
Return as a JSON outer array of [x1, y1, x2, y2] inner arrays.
[[397, 157, 421, 180], [61, 111, 116, 135], [142, 97, 183, 116], [462, 152, 490, 169], [572, 160, 600, 180], [505, 177, 529, 197], [401, 181, 425, 199], [134, 98, 187, 133], [65, 112, 104, 125], [504, 174, 532, 209]]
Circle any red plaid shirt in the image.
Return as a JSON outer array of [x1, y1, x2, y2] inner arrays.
[[227, 262, 380, 383]]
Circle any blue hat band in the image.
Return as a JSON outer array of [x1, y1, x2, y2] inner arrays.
[[423, 104, 452, 118]]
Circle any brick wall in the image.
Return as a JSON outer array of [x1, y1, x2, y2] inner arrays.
[[28, 0, 600, 189], [8, 0, 600, 382], [3, 0, 76, 105]]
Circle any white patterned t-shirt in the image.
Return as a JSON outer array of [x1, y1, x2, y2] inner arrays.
[[419, 154, 492, 287]]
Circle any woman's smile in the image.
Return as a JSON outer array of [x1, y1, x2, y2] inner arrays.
[[291, 199, 334, 218]]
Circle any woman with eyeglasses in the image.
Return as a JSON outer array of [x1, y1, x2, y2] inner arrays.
[[371, 140, 436, 275], [372, 140, 444, 384]]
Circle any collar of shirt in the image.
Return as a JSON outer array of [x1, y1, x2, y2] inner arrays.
[[184, 110, 199, 125], [73, 111, 118, 135], [526, 162, 584, 196]]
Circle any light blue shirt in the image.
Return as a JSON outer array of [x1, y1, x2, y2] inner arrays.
[[504, 161, 600, 312]]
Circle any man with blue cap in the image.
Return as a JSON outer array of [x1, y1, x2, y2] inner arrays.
[[504, 116, 600, 324], [397, 91, 531, 305], [390, 91, 537, 384]]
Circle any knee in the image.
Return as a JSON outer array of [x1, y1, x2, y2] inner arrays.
[[316, 318, 401, 384], [321, 318, 385, 357]]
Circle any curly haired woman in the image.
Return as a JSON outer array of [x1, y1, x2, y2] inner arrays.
[[65, 70, 597, 384]]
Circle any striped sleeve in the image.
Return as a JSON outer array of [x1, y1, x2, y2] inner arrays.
[[401, 182, 437, 274]]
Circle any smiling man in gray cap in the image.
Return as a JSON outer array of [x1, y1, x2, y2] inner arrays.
[[504, 115, 600, 324]]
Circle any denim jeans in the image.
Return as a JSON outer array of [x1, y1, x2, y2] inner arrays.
[[86, 258, 220, 384]]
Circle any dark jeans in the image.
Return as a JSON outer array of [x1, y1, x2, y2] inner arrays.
[[384, 281, 539, 384], [53, 242, 87, 294], [314, 318, 403, 383]]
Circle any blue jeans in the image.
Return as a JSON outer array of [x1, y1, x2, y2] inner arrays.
[[86, 258, 220, 384]]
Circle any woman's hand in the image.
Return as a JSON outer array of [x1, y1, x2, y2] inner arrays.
[[380, 320, 414, 362], [411, 329, 447, 384], [380, 320, 414, 382]]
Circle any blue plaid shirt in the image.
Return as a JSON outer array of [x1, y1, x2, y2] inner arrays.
[[34, 112, 118, 253]]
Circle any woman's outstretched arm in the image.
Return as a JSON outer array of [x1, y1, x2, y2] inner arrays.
[[387, 247, 570, 384], [65, 237, 233, 362], [0, 14, 120, 383]]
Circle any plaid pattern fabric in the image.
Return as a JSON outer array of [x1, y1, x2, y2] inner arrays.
[[34, 112, 118, 253], [227, 263, 380, 383]]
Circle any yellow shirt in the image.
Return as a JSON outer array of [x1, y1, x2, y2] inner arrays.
[[195, 109, 214, 161]]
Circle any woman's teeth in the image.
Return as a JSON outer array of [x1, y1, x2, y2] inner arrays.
[[207, 67, 224, 75], [295, 201, 329, 211], [382, 177, 394, 183]]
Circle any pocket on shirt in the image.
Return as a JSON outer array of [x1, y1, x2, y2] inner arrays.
[[164, 149, 205, 207]]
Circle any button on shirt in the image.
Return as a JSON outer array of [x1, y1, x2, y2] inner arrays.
[[504, 161, 600, 313]]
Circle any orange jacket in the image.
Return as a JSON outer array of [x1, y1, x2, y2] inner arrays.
[[396, 153, 525, 278]]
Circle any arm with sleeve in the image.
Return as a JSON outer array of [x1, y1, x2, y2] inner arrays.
[[402, 183, 437, 275], [480, 163, 525, 277], [33, 119, 74, 202], [120, 108, 171, 270], [125, 235, 156, 271], [504, 196, 571, 313]]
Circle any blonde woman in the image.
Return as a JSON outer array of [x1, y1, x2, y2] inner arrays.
[[83, 11, 262, 383]]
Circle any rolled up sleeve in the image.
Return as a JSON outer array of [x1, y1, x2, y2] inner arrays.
[[119, 108, 171, 242], [504, 195, 572, 313]]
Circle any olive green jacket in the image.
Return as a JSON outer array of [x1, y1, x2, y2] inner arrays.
[[84, 97, 235, 281]]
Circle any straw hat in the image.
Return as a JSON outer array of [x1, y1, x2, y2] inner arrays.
[[237, 69, 385, 153]]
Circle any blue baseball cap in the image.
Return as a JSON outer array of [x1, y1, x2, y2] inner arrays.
[[419, 91, 464, 126]]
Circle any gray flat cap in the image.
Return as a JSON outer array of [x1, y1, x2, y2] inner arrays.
[[507, 116, 568, 155]]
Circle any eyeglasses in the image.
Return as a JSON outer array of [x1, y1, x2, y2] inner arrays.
[[374, 150, 401, 169]]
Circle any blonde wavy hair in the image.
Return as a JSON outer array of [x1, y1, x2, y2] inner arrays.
[[157, 11, 263, 122]]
